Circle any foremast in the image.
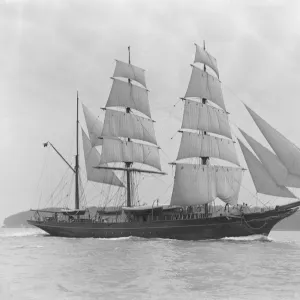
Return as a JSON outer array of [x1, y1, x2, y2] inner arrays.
[[201, 41, 209, 216], [97, 47, 165, 207], [170, 42, 243, 208]]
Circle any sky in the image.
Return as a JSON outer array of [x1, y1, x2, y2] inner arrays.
[[1, 0, 300, 224]]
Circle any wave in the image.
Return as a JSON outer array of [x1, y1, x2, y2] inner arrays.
[[221, 235, 273, 243], [0, 228, 47, 238], [11, 245, 44, 249], [97, 236, 138, 241]]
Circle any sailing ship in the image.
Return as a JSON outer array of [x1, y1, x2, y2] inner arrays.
[[28, 43, 300, 240]]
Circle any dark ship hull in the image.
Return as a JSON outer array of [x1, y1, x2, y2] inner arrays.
[[27, 205, 299, 241]]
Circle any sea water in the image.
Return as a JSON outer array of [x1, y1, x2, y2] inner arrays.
[[0, 228, 299, 300]]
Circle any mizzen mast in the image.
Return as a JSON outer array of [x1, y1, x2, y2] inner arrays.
[[75, 91, 80, 209]]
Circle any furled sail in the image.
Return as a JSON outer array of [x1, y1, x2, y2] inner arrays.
[[245, 104, 300, 177], [82, 104, 103, 147], [100, 139, 161, 171], [182, 100, 231, 138], [177, 132, 239, 166], [101, 109, 157, 145], [170, 164, 242, 206], [107, 78, 151, 118], [113, 60, 147, 88], [185, 65, 226, 111], [194, 43, 219, 78], [81, 129, 124, 187], [239, 129, 300, 188], [238, 138, 295, 198]]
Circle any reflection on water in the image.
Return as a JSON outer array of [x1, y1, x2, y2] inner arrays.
[[0, 229, 299, 300]]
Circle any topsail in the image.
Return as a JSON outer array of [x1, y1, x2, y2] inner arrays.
[[113, 60, 147, 88], [194, 43, 219, 78], [185, 65, 226, 111]]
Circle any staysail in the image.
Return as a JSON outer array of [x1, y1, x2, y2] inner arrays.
[[171, 43, 243, 207], [82, 104, 103, 147], [239, 128, 300, 188], [81, 129, 124, 187], [238, 138, 295, 198], [244, 104, 300, 177]]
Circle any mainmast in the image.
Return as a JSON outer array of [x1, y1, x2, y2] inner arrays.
[[126, 46, 132, 207], [201, 41, 208, 165], [96, 47, 165, 208], [75, 91, 80, 209]]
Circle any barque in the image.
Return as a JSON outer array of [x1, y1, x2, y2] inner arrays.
[[28, 43, 300, 240]]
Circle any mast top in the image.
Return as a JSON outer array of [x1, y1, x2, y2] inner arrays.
[[128, 46, 131, 64]]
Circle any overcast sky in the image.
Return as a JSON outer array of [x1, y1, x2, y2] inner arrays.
[[1, 0, 300, 224]]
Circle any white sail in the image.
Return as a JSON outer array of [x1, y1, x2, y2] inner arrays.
[[81, 130, 124, 187], [240, 129, 300, 188], [215, 166, 243, 205], [245, 104, 300, 177], [185, 66, 226, 111], [182, 100, 231, 138], [170, 164, 242, 206], [101, 110, 157, 145], [194, 43, 219, 78], [238, 138, 295, 198], [107, 78, 151, 118], [82, 104, 103, 147], [113, 60, 147, 88], [171, 164, 216, 206], [177, 132, 239, 166], [100, 139, 161, 171]]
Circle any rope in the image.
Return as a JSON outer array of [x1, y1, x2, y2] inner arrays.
[[241, 215, 268, 233]]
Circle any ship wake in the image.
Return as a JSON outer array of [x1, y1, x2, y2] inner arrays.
[[0, 228, 46, 238], [221, 235, 273, 243]]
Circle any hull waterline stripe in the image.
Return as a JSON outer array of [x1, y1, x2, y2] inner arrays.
[[31, 217, 281, 231]]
